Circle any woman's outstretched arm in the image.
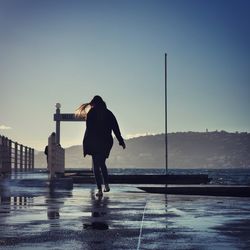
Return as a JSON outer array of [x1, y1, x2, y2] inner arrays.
[[111, 112, 126, 149]]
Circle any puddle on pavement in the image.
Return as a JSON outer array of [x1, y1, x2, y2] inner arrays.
[[83, 222, 109, 230]]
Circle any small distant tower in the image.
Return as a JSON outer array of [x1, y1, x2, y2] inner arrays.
[[206, 128, 208, 133]]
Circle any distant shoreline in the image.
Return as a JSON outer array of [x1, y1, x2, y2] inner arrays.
[[35, 132, 250, 169]]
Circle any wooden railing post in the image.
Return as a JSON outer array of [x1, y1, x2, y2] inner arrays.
[[24, 146, 28, 171], [20, 144, 23, 171], [1, 137, 11, 174], [31, 149, 34, 170], [2, 136, 6, 172], [8, 139, 12, 172], [28, 148, 31, 170], [1, 136, 6, 174], [0, 136, 3, 173], [14, 142, 18, 172]]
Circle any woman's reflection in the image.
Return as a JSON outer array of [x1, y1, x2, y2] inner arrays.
[[83, 189, 110, 230]]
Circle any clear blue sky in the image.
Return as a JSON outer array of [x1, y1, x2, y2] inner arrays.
[[0, 0, 249, 150]]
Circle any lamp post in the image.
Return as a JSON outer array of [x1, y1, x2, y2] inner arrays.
[[165, 53, 168, 174]]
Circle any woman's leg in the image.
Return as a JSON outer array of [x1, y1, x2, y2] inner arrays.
[[99, 155, 110, 192], [99, 155, 109, 186], [92, 155, 102, 190]]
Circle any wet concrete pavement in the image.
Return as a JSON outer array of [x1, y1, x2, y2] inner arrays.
[[0, 183, 250, 249]]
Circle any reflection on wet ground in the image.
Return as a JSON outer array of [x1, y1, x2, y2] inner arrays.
[[0, 183, 250, 249], [83, 191, 109, 230]]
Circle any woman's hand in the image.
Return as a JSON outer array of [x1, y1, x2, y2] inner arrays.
[[119, 141, 126, 149]]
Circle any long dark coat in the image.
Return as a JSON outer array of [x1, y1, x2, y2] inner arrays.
[[83, 107, 124, 158]]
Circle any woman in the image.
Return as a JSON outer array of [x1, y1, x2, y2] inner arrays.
[[75, 96, 126, 197]]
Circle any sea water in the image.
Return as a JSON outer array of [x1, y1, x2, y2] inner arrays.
[[7, 168, 250, 185]]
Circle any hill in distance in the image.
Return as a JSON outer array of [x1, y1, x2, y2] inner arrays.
[[35, 131, 250, 169]]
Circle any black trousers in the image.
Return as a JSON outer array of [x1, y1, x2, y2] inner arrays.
[[92, 154, 109, 189]]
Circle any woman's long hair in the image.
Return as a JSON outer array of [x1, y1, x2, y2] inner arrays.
[[75, 103, 91, 119], [75, 96, 107, 120]]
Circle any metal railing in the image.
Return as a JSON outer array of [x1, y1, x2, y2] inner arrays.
[[0, 135, 34, 174]]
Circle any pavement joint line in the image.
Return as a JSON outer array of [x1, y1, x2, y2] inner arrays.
[[136, 197, 148, 250]]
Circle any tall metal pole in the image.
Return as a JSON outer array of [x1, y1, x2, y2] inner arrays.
[[165, 53, 168, 174]]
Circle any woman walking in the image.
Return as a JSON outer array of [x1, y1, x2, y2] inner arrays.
[[75, 96, 126, 197]]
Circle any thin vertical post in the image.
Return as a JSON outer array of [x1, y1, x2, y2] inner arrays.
[[24, 146, 28, 171], [28, 148, 30, 170], [2, 137, 12, 174], [2, 137, 7, 173], [28, 148, 32, 170], [14, 142, 18, 172], [0, 136, 2, 172], [55, 104, 61, 145], [31, 149, 34, 170], [8, 139, 12, 173], [165, 53, 168, 174], [20, 144, 23, 171]]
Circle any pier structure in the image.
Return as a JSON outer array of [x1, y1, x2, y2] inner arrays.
[[44, 103, 85, 185], [0, 135, 34, 175], [48, 103, 86, 179], [54, 103, 85, 145], [47, 132, 65, 179]]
